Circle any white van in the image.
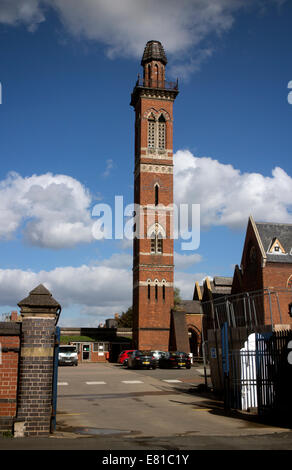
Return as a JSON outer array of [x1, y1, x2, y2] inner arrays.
[[58, 345, 78, 366]]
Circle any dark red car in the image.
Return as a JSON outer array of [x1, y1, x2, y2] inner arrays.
[[118, 349, 135, 366]]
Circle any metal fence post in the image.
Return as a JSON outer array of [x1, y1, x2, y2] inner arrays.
[[221, 322, 230, 410], [51, 326, 60, 432]]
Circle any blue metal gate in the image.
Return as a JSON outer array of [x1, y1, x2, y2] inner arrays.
[[51, 326, 60, 432]]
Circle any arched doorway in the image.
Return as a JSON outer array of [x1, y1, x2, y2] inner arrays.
[[188, 327, 201, 358]]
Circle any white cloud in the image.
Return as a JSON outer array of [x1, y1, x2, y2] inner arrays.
[[174, 150, 292, 229], [0, 0, 45, 31], [174, 251, 202, 270], [102, 159, 114, 178], [99, 252, 132, 269], [0, 263, 132, 313], [0, 262, 208, 323], [174, 271, 208, 300], [2, 151, 292, 249], [0, 0, 286, 77], [0, 171, 95, 248]]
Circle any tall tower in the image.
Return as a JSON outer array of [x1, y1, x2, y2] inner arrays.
[[130, 40, 179, 351]]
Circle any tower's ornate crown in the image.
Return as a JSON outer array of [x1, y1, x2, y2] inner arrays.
[[141, 40, 168, 66]]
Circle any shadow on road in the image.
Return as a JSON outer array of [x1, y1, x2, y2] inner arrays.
[[170, 384, 292, 430]]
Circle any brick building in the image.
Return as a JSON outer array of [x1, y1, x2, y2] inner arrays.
[[130, 40, 178, 350], [185, 217, 292, 354], [60, 326, 132, 363], [231, 215, 292, 328]]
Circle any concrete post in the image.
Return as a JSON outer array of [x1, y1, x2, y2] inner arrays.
[[16, 285, 61, 437]]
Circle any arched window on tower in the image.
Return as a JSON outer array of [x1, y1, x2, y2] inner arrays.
[[149, 223, 164, 254], [147, 64, 151, 87], [157, 233, 163, 254], [148, 282, 151, 300], [162, 283, 166, 301], [158, 114, 166, 149], [154, 63, 159, 86], [150, 232, 156, 254], [155, 282, 158, 301], [150, 232, 163, 254], [155, 184, 159, 206], [148, 115, 156, 149]]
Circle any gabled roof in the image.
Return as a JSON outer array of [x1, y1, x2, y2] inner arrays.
[[241, 216, 292, 266], [208, 277, 233, 296], [213, 276, 233, 287], [255, 221, 292, 264], [180, 300, 203, 315], [193, 276, 233, 302], [193, 281, 203, 301]]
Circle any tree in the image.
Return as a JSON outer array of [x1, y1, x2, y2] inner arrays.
[[117, 306, 133, 328], [173, 287, 182, 310]]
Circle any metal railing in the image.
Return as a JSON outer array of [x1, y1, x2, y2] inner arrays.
[[202, 288, 292, 331], [226, 329, 292, 417], [0, 313, 10, 322], [135, 76, 178, 91]]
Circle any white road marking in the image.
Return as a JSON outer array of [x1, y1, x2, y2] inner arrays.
[[58, 382, 68, 386], [162, 379, 182, 383], [86, 381, 106, 385], [122, 380, 144, 384]]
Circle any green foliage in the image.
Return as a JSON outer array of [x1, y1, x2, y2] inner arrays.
[[1, 431, 13, 438], [60, 335, 96, 344], [117, 307, 133, 328], [173, 287, 182, 310]]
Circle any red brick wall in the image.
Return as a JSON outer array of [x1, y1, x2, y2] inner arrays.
[[77, 348, 108, 363], [186, 314, 203, 356], [0, 334, 20, 420], [240, 221, 264, 294], [262, 263, 292, 326]]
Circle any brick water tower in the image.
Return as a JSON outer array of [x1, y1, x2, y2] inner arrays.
[[130, 40, 179, 350]]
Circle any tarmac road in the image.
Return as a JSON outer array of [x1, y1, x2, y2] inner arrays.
[[1, 362, 292, 451]]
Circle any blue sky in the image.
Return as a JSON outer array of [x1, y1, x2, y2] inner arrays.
[[0, 0, 292, 326]]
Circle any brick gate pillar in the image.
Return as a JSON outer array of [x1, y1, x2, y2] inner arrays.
[[16, 284, 61, 437]]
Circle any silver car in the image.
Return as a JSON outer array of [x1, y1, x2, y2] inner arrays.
[[151, 350, 167, 360]]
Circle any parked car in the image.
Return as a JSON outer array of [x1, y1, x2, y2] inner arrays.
[[127, 350, 157, 369], [118, 349, 135, 366], [158, 351, 191, 369], [151, 350, 167, 360], [58, 345, 78, 366]]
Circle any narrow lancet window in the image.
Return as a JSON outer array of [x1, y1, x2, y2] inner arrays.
[[148, 116, 155, 148], [157, 235, 163, 254], [158, 114, 166, 149], [155, 184, 159, 206], [150, 232, 156, 253]]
